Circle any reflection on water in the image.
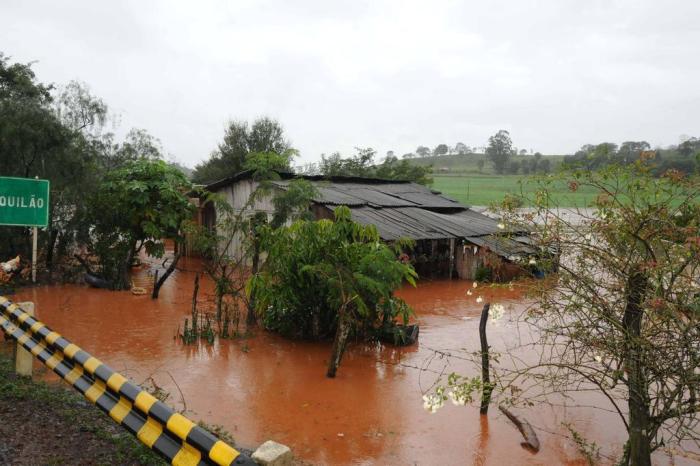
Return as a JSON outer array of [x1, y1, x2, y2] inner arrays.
[[10, 258, 684, 465]]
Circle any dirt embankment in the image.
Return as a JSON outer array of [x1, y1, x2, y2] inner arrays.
[[0, 347, 165, 466]]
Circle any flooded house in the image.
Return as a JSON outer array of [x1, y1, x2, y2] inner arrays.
[[203, 172, 537, 280]]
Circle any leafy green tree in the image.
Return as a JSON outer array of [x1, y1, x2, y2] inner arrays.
[[0, 55, 101, 267], [618, 141, 651, 163], [87, 159, 194, 289], [678, 137, 699, 157], [416, 146, 431, 157], [374, 155, 433, 184], [192, 117, 294, 184], [319, 148, 432, 184], [486, 130, 513, 174], [250, 207, 417, 377], [433, 143, 449, 156], [319, 147, 375, 177], [188, 149, 313, 331]]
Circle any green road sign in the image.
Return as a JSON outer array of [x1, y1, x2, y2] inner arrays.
[[0, 177, 50, 227]]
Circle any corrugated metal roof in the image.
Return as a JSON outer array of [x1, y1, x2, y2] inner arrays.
[[340, 206, 505, 241], [465, 235, 538, 260], [272, 180, 461, 209]]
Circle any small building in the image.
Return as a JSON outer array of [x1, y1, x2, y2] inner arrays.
[[204, 172, 536, 281]]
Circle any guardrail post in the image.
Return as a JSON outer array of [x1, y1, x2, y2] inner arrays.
[[15, 301, 34, 377]]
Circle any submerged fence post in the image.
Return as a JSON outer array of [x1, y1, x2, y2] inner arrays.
[[15, 301, 34, 377], [479, 303, 491, 414]]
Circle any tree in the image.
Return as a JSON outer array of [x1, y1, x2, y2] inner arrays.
[[433, 144, 449, 156], [678, 137, 699, 158], [416, 146, 431, 157], [192, 117, 294, 184], [454, 142, 468, 155], [0, 56, 105, 268], [319, 148, 433, 184], [476, 159, 485, 173], [374, 155, 433, 185], [87, 159, 194, 289], [486, 130, 513, 174], [498, 162, 700, 465], [319, 148, 375, 177], [618, 141, 651, 164], [250, 206, 417, 377], [188, 150, 312, 331]]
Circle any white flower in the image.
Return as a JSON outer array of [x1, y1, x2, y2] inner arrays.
[[422, 393, 444, 413], [528, 257, 537, 265], [594, 354, 602, 363], [472, 281, 478, 288], [497, 222, 505, 230], [476, 296, 484, 304], [449, 389, 469, 406], [489, 303, 505, 321], [466, 289, 473, 296]]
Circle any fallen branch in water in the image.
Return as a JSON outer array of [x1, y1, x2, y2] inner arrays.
[[499, 405, 540, 452]]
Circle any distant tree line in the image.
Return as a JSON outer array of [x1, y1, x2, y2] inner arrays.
[[563, 139, 700, 175], [306, 147, 433, 185]]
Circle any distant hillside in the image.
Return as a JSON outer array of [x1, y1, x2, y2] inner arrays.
[[404, 153, 566, 175]]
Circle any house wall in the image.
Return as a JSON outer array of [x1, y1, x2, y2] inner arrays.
[[208, 180, 279, 261], [454, 242, 481, 280]]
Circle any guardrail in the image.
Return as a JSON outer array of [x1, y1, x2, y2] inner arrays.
[[0, 296, 256, 466]]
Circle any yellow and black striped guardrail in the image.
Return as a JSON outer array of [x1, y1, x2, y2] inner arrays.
[[0, 296, 256, 466]]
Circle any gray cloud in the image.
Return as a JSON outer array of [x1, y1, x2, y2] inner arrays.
[[2, 0, 699, 166]]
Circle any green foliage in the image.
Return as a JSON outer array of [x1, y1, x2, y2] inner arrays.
[[271, 179, 317, 228], [474, 265, 493, 282], [501, 161, 700, 463], [249, 206, 417, 339], [486, 130, 513, 175], [88, 159, 194, 288], [319, 147, 433, 184], [563, 140, 699, 175], [192, 117, 294, 184]]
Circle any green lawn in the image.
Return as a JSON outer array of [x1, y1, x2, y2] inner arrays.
[[431, 174, 598, 207]]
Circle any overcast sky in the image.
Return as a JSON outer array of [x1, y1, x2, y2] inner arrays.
[[2, 0, 699, 167]]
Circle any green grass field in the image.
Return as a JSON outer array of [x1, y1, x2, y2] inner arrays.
[[431, 174, 598, 207]]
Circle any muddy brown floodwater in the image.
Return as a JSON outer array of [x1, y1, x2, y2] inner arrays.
[[11, 258, 695, 465]]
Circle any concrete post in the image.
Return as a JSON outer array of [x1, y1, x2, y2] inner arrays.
[[15, 301, 34, 377], [252, 440, 293, 466]]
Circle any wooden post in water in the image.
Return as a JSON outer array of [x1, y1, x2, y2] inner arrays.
[[479, 303, 491, 414], [191, 273, 199, 335], [15, 302, 34, 377], [448, 238, 455, 279]]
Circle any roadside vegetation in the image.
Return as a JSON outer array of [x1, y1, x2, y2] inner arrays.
[[0, 350, 165, 465], [0, 53, 194, 292], [422, 160, 700, 466]]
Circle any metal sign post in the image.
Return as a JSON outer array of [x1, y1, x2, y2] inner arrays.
[[0, 176, 50, 282]]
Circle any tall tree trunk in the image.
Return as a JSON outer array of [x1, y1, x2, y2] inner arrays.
[[622, 270, 651, 466], [326, 305, 352, 378], [479, 303, 491, 414], [191, 273, 200, 335], [246, 238, 260, 329], [118, 244, 136, 290], [152, 249, 182, 299]]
